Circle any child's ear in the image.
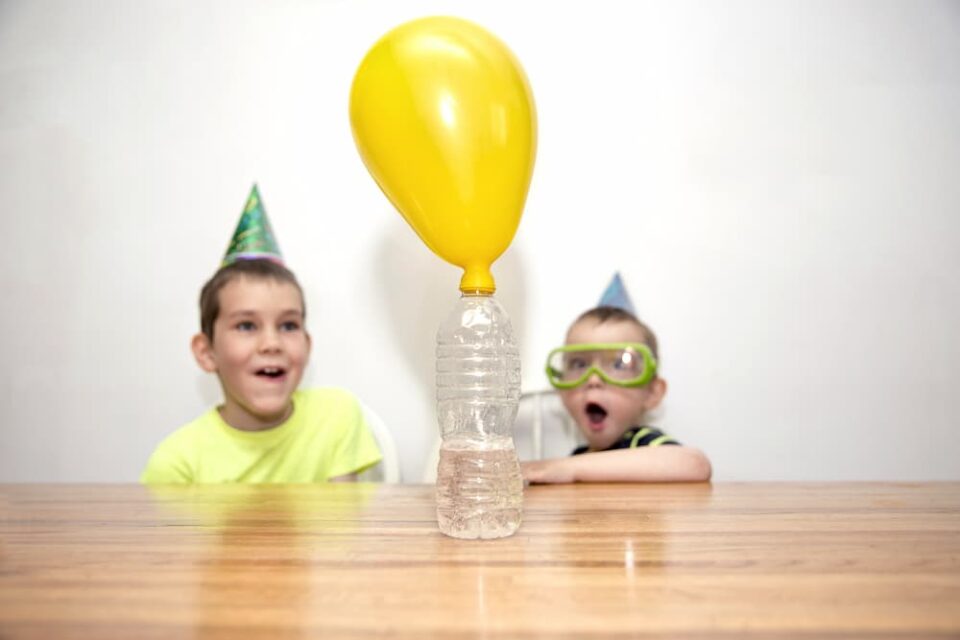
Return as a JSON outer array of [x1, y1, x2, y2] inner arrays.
[[191, 333, 217, 373], [642, 378, 668, 411]]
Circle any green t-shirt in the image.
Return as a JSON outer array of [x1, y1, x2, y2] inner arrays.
[[141, 387, 382, 484]]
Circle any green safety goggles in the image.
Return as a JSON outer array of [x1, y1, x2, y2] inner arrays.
[[545, 343, 658, 389]]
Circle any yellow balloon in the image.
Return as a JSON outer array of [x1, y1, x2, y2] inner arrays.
[[350, 16, 537, 294]]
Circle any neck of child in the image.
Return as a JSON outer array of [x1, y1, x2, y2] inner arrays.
[[219, 402, 294, 432]]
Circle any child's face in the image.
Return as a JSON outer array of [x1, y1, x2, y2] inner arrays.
[[192, 276, 311, 431], [559, 318, 665, 452]]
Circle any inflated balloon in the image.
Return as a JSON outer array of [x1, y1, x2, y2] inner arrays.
[[350, 16, 537, 294]]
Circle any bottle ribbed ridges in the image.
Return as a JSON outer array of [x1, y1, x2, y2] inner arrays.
[[436, 348, 521, 402], [435, 294, 523, 539]]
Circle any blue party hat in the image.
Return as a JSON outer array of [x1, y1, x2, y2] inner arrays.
[[598, 272, 636, 315]]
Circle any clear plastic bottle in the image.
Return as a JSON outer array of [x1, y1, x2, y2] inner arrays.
[[435, 292, 523, 539]]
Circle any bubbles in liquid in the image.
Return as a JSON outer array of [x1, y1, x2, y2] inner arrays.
[[435, 295, 523, 539], [436, 438, 523, 540]]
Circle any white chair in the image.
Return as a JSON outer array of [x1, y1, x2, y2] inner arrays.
[[420, 390, 583, 482], [358, 403, 401, 483], [513, 389, 584, 461], [422, 438, 440, 484]]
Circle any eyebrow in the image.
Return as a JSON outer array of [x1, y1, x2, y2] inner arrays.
[[224, 309, 303, 318]]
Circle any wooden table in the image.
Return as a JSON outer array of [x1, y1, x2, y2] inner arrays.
[[1, 483, 958, 639]]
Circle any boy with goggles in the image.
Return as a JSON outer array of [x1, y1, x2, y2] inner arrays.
[[521, 306, 711, 484]]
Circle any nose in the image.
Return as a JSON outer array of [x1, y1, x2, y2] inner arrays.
[[258, 326, 282, 352], [585, 368, 604, 388]]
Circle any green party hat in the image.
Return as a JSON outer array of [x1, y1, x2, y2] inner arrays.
[[222, 184, 283, 265]]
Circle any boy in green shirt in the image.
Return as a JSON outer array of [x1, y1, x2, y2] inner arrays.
[[141, 186, 381, 483]]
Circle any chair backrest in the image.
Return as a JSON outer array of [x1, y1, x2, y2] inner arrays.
[[421, 390, 583, 482], [358, 403, 401, 483], [513, 389, 584, 461], [422, 438, 439, 484]]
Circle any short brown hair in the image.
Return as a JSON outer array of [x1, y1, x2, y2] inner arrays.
[[199, 259, 305, 341], [573, 306, 659, 361]]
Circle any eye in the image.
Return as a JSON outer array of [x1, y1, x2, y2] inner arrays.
[[567, 356, 588, 371], [613, 352, 638, 372], [235, 321, 256, 331], [280, 321, 301, 332]]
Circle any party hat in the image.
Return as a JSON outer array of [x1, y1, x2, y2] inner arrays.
[[598, 272, 636, 315], [222, 184, 283, 265]]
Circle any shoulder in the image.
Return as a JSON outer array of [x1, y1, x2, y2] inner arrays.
[[623, 426, 680, 448], [290, 388, 381, 474], [292, 388, 368, 435], [155, 408, 221, 452], [156, 408, 218, 454], [141, 408, 219, 483], [294, 387, 362, 416]]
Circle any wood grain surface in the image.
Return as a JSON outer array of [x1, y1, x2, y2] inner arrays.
[[1, 482, 958, 639]]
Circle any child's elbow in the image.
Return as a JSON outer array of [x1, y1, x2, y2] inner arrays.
[[682, 447, 712, 482]]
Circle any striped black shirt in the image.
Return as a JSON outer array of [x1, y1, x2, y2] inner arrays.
[[572, 426, 680, 456]]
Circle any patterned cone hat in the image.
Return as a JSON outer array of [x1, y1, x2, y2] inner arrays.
[[222, 184, 283, 265], [598, 272, 636, 315]]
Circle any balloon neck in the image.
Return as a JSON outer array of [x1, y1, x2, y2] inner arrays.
[[459, 265, 496, 295]]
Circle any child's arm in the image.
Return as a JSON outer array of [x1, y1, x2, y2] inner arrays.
[[521, 446, 711, 484]]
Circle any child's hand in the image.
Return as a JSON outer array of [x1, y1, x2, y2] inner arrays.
[[521, 458, 576, 484]]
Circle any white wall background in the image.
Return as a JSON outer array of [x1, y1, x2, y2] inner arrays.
[[1, 0, 958, 483]]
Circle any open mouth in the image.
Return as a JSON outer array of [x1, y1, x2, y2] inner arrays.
[[585, 402, 608, 427], [256, 367, 287, 379]]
